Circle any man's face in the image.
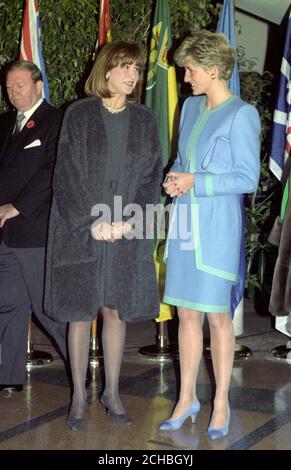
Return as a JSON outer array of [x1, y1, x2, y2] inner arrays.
[[6, 68, 42, 112]]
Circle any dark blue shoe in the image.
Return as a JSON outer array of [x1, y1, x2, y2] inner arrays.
[[208, 407, 230, 439], [159, 400, 200, 431], [100, 395, 132, 426], [67, 415, 85, 432], [67, 399, 87, 431]]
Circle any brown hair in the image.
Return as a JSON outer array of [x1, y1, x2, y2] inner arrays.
[[174, 30, 235, 81], [85, 41, 145, 101]]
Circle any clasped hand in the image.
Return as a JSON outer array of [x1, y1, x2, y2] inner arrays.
[[163, 172, 195, 197], [91, 221, 132, 242]]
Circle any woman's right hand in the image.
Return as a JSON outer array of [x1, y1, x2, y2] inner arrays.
[[163, 172, 195, 197], [91, 221, 133, 242], [91, 222, 115, 242]]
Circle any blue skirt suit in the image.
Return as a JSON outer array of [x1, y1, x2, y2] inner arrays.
[[163, 95, 261, 314]]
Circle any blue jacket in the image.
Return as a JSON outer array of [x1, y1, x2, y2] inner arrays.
[[165, 94, 261, 281]]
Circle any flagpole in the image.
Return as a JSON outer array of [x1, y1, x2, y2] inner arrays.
[[18, 0, 53, 368], [203, 0, 252, 361], [139, 239, 178, 361], [89, 315, 102, 366], [138, 320, 178, 362], [89, 0, 112, 366], [26, 313, 53, 369], [138, 0, 179, 361]]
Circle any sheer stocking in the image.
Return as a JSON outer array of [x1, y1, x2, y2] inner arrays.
[[101, 307, 127, 415], [207, 313, 234, 428], [170, 308, 203, 419], [68, 320, 91, 420]]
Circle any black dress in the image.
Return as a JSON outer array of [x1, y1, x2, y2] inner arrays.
[[98, 104, 129, 310]]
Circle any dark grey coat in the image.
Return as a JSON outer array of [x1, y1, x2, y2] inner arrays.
[[44, 97, 162, 322]]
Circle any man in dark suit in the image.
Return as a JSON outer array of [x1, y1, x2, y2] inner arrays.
[[0, 60, 67, 392]]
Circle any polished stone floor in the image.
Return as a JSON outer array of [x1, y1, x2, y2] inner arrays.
[[0, 298, 290, 452]]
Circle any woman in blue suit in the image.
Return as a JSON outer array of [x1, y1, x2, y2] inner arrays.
[[161, 30, 261, 439]]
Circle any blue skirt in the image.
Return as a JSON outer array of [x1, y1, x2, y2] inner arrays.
[[163, 193, 233, 314]]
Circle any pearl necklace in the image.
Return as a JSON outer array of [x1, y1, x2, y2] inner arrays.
[[102, 100, 127, 114]]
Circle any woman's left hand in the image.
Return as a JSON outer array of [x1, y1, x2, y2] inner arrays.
[[111, 221, 132, 239], [163, 172, 195, 197], [91, 222, 115, 242], [91, 221, 132, 241]]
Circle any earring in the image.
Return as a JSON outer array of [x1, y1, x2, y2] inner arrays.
[[105, 73, 109, 80], [211, 74, 216, 80]]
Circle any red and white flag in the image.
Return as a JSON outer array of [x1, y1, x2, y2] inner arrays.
[[19, 0, 50, 102], [97, 0, 112, 49]]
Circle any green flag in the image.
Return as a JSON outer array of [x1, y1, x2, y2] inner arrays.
[[145, 0, 179, 322], [145, 0, 179, 166]]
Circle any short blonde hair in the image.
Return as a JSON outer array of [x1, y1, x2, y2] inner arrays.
[[85, 41, 145, 101], [174, 30, 235, 80]]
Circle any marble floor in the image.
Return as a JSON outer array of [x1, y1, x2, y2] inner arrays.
[[0, 298, 290, 453]]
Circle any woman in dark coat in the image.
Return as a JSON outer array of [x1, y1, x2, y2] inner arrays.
[[44, 42, 162, 431]]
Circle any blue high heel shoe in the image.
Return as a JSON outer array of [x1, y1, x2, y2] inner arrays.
[[159, 400, 200, 431], [207, 406, 230, 439]]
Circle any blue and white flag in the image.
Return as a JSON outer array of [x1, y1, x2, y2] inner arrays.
[[270, 11, 291, 181], [217, 0, 242, 320], [269, 12, 291, 335], [216, 0, 240, 97], [19, 0, 50, 102]]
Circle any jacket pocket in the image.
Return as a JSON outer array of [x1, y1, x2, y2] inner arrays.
[[202, 137, 233, 174]]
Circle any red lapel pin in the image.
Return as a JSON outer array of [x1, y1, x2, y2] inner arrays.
[[26, 120, 35, 129]]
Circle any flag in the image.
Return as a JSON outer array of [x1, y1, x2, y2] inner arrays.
[[19, 0, 50, 102], [98, 0, 112, 48], [216, 0, 240, 97], [145, 0, 179, 163], [145, 0, 179, 322], [269, 11, 291, 335], [216, 0, 243, 319], [92, 0, 111, 60], [269, 11, 291, 181], [274, 179, 291, 336]]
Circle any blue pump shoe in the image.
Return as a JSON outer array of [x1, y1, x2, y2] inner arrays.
[[159, 400, 200, 431], [208, 406, 230, 439]]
